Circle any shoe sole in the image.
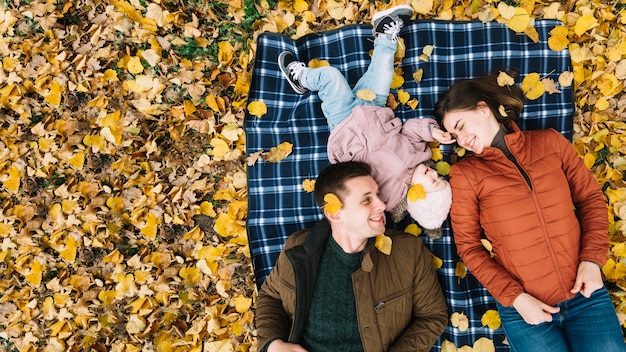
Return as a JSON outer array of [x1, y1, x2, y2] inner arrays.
[[278, 52, 308, 94]]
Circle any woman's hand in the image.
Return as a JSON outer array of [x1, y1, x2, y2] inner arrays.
[[570, 260, 603, 298], [431, 126, 456, 144], [267, 340, 308, 352], [512, 293, 560, 325]]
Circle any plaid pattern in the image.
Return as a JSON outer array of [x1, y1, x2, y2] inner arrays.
[[245, 20, 573, 351]]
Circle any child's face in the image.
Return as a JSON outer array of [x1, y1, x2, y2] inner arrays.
[[412, 164, 448, 193]]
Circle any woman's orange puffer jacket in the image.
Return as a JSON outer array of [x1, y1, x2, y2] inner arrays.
[[449, 122, 608, 307]]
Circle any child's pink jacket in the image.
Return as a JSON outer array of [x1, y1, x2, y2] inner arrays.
[[327, 105, 436, 212]]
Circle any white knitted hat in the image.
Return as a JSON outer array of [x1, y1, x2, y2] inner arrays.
[[406, 181, 452, 229]]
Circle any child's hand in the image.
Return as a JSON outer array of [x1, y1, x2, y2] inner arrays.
[[432, 126, 456, 144]]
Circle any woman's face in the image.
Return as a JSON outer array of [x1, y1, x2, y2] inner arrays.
[[442, 103, 500, 154]]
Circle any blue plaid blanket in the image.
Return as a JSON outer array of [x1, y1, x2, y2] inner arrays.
[[245, 20, 573, 351]]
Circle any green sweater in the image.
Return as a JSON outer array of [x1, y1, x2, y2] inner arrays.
[[301, 236, 364, 352]]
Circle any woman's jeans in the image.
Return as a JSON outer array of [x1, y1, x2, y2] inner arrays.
[[299, 36, 396, 130], [496, 286, 626, 352]]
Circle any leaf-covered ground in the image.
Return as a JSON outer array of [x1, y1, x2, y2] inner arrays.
[[0, 0, 625, 351]]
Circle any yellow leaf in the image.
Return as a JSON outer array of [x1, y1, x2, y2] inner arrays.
[[356, 89, 376, 101], [441, 340, 458, 352], [558, 71, 574, 87], [397, 90, 410, 104], [506, 7, 530, 33], [25, 258, 43, 286], [432, 254, 443, 269], [323, 193, 343, 214], [293, 0, 309, 12], [413, 68, 424, 83], [265, 141, 293, 162], [67, 151, 85, 169], [141, 212, 159, 239], [127, 56, 144, 74], [450, 312, 469, 331], [218, 41, 234, 65], [574, 14, 598, 36], [583, 152, 596, 169], [411, 0, 433, 15], [302, 178, 316, 193], [404, 223, 422, 236], [211, 138, 230, 158], [309, 58, 330, 68], [179, 267, 202, 283], [497, 71, 515, 87], [436, 161, 451, 176], [455, 261, 467, 279], [473, 337, 495, 352], [481, 238, 495, 257], [548, 28, 569, 52], [521, 73, 545, 100], [45, 80, 62, 106], [3, 164, 20, 192], [598, 73, 619, 96], [247, 100, 267, 117], [60, 236, 77, 262], [200, 201, 217, 217], [481, 309, 502, 330], [233, 295, 252, 313], [390, 72, 404, 89], [374, 234, 392, 255], [184, 100, 197, 115], [408, 184, 426, 202]]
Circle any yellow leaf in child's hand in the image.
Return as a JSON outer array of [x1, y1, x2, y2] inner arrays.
[[127, 56, 144, 74], [265, 141, 293, 162], [323, 193, 343, 214], [455, 261, 467, 279], [404, 223, 422, 236], [408, 184, 426, 202], [481, 309, 502, 330], [497, 71, 515, 87], [247, 100, 267, 117], [375, 234, 392, 255], [397, 90, 410, 104], [432, 254, 442, 269], [302, 178, 316, 193], [521, 73, 545, 100], [450, 312, 469, 331]]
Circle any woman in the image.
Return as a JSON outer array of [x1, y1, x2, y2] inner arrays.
[[434, 73, 625, 352]]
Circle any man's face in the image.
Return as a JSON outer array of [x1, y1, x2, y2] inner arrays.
[[334, 176, 387, 240]]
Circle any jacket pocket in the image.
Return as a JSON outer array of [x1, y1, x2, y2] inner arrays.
[[374, 288, 412, 329]]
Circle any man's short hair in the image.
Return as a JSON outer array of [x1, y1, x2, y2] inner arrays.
[[314, 161, 372, 209]]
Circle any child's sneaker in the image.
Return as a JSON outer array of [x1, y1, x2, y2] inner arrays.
[[372, 4, 414, 41], [278, 51, 309, 94]]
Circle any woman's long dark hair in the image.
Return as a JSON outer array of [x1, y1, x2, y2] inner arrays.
[[433, 72, 526, 130]]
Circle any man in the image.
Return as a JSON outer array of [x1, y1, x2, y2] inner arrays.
[[256, 161, 448, 352]]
